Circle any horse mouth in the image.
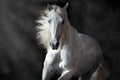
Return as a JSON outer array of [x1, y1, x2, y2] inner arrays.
[[50, 41, 59, 50]]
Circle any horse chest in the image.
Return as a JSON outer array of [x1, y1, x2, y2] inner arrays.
[[59, 45, 79, 69]]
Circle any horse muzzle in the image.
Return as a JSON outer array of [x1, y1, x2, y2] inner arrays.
[[50, 41, 59, 50]]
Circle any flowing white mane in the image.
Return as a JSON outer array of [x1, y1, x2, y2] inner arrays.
[[36, 5, 63, 50]]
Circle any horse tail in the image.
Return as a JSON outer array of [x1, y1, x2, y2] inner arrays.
[[91, 58, 111, 80]]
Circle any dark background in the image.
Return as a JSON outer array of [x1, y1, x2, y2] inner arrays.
[[0, 0, 120, 80]]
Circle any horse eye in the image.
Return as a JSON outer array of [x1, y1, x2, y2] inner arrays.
[[48, 19, 51, 23], [61, 20, 65, 24]]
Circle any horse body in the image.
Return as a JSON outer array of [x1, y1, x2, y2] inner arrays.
[[37, 3, 110, 80], [59, 21, 102, 77]]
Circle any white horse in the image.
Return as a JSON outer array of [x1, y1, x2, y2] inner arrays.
[[36, 3, 110, 80]]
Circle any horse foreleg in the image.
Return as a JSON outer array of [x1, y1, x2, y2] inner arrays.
[[42, 50, 59, 80], [42, 59, 57, 80], [57, 69, 75, 80], [42, 66, 50, 80]]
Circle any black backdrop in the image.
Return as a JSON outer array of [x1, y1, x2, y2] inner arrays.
[[0, 0, 120, 80]]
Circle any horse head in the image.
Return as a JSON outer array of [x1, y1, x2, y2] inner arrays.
[[47, 3, 69, 49]]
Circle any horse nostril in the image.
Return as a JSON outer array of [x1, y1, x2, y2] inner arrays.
[[56, 41, 59, 48], [52, 43, 55, 48]]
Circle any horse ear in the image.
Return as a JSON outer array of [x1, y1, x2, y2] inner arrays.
[[47, 4, 52, 10], [63, 2, 69, 11]]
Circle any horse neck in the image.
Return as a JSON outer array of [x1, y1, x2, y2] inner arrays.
[[60, 19, 72, 47]]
